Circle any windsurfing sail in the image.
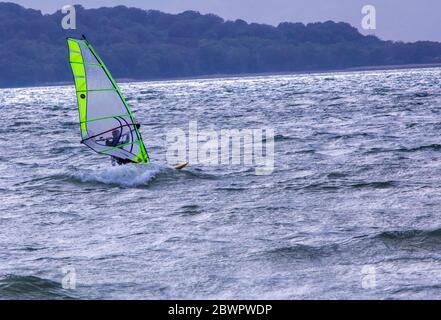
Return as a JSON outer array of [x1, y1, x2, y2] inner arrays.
[[67, 35, 149, 164]]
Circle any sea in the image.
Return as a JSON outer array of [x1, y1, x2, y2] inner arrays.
[[1, 67, 441, 299]]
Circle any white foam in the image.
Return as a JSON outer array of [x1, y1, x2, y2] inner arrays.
[[72, 163, 166, 187]]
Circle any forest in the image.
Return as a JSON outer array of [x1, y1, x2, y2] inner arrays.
[[1, 2, 441, 87]]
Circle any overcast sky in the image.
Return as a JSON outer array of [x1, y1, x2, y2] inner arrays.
[[10, 0, 441, 42]]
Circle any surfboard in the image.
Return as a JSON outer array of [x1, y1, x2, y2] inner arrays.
[[174, 162, 189, 170]]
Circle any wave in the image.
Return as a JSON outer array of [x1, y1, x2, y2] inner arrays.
[[287, 180, 396, 192], [176, 204, 202, 216], [265, 243, 338, 260], [0, 275, 77, 300], [258, 228, 441, 264], [350, 181, 397, 189], [390, 284, 441, 296], [68, 163, 218, 187], [178, 167, 219, 180], [326, 171, 348, 179], [139, 89, 158, 94], [366, 144, 441, 154], [287, 183, 341, 192], [70, 163, 166, 187], [414, 92, 430, 98], [11, 121, 33, 126], [274, 134, 294, 142], [398, 144, 441, 153], [214, 186, 246, 192], [376, 228, 441, 240]]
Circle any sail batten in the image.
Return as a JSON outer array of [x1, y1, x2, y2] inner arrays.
[[67, 36, 150, 164], [81, 114, 131, 124], [76, 89, 116, 93], [101, 141, 140, 154], [70, 61, 101, 66]]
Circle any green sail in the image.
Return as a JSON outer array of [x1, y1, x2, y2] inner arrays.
[[67, 36, 149, 164]]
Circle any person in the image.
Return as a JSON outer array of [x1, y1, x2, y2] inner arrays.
[[106, 129, 132, 165], [113, 157, 132, 166]]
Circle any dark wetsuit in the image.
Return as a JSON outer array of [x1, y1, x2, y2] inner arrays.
[[106, 129, 131, 165], [113, 157, 132, 166], [105, 124, 141, 165]]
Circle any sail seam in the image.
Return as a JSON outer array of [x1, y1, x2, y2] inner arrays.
[[77, 89, 116, 93], [81, 123, 138, 143], [81, 114, 131, 123], [100, 141, 140, 154], [70, 61, 102, 67]]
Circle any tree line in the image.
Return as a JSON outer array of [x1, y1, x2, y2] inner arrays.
[[0, 3, 441, 87]]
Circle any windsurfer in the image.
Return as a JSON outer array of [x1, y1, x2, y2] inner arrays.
[[106, 129, 132, 165]]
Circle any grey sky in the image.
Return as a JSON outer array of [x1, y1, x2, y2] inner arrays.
[[10, 0, 441, 42]]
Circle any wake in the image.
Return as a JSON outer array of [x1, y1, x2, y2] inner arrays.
[[71, 162, 167, 187]]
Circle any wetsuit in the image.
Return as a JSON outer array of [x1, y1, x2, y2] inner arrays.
[[105, 124, 141, 165], [106, 130, 130, 165]]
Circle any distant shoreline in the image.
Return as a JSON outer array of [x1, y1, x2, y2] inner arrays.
[[2, 63, 441, 90]]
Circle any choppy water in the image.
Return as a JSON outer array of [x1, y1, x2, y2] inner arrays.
[[1, 68, 441, 299]]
